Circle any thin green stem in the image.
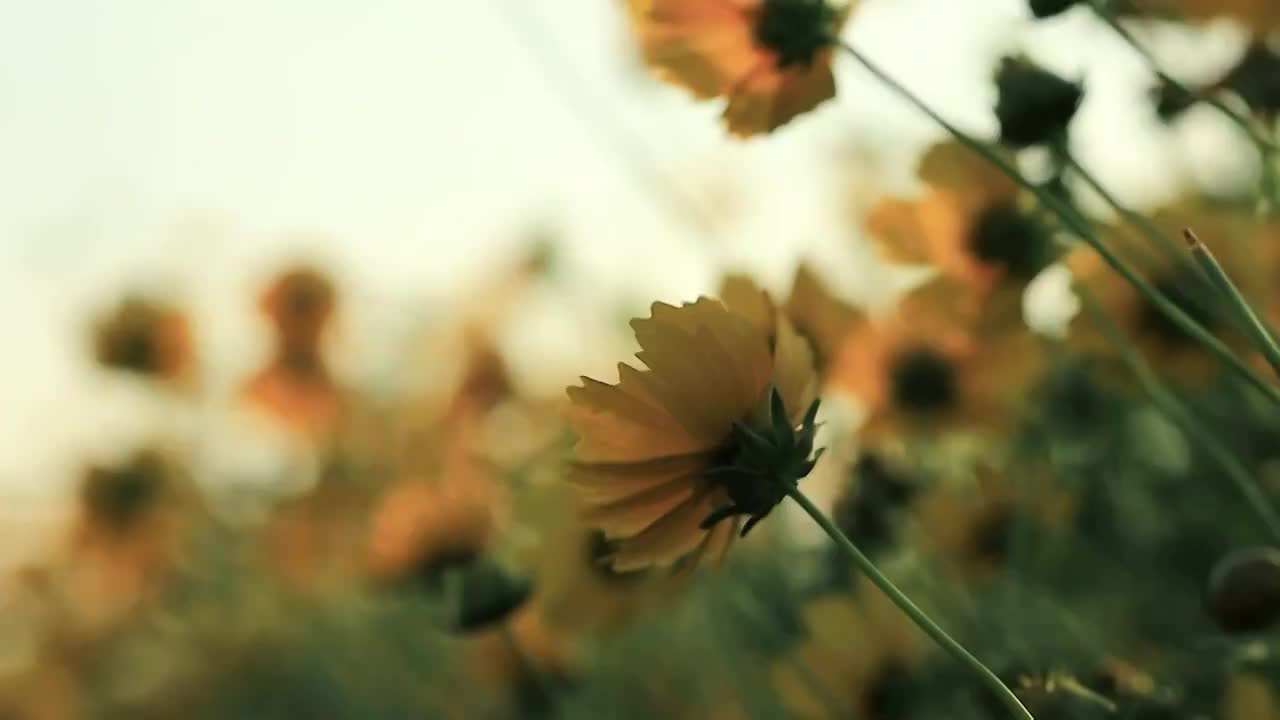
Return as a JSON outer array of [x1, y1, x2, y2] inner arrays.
[[1185, 229, 1280, 382], [1060, 151, 1187, 265], [1086, 0, 1275, 151], [1085, 0, 1280, 210], [785, 487, 1036, 720], [1078, 287, 1280, 542], [837, 41, 1280, 410]]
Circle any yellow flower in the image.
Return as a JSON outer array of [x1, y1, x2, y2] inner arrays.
[[829, 277, 1044, 440], [719, 262, 867, 378], [566, 297, 822, 571], [865, 141, 1053, 305], [627, 0, 857, 137]]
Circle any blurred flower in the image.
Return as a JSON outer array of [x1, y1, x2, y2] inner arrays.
[[1028, 0, 1081, 19], [243, 265, 344, 437], [64, 449, 202, 628], [452, 557, 535, 633], [92, 295, 194, 384], [626, 0, 858, 136], [366, 449, 500, 588], [866, 141, 1056, 302], [994, 57, 1084, 148], [719, 263, 866, 378], [1206, 546, 1280, 634], [1217, 42, 1280, 119], [829, 277, 1043, 440], [1136, 0, 1280, 38], [566, 297, 821, 571], [1225, 673, 1280, 720], [1067, 202, 1272, 386], [916, 464, 1073, 578], [827, 451, 920, 575], [778, 589, 919, 718]]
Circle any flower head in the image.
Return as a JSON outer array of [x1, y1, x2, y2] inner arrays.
[[994, 57, 1083, 148], [1068, 202, 1274, 385], [93, 296, 194, 383], [866, 141, 1056, 299], [245, 265, 343, 435], [829, 277, 1044, 440], [627, 0, 857, 136], [566, 297, 822, 571]]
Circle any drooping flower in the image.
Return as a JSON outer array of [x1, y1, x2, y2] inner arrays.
[[865, 141, 1057, 305], [626, 0, 858, 136], [566, 297, 823, 571]]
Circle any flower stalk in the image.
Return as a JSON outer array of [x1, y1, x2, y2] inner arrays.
[[785, 486, 1036, 720], [1184, 229, 1280, 382]]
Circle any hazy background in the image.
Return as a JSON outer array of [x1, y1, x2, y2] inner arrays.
[[0, 0, 1259, 565]]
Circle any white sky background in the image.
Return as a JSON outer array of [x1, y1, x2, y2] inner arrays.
[[0, 0, 1260, 562]]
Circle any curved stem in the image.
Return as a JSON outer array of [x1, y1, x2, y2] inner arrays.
[[1085, 0, 1276, 152], [837, 40, 1280, 410], [785, 487, 1036, 720], [1185, 231, 1280, 383]]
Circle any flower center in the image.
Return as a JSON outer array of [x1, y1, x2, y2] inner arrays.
[[967, 204, 1050, 279], [84, 455, 165, 529], [753, 0, 836, 69], [889, 346, 957, 415]]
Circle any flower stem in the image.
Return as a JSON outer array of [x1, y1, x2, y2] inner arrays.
[[784, 486, 1036, 720], [1184, 229, 1280, 382], [1086, 0, 1276, 151], [836, 40, 1280, 410], [1084, 0, 1280, 211], [1077, 286, 1280, 542]]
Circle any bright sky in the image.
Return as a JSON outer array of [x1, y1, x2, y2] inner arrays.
[[0, 0, 1257, 562]]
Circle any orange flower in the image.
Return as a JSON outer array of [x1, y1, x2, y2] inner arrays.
[[566, 297, 822, 571], [1068, 201, 1274, 386], [865, 141, 1053, 302], [915, 463, 1074, 579], [776, 589, 919, 718], [93, 296, 194, 383], [244, 265, 343, 436], [719, 263, 866, 379], [627, 0, 858, 136], [62, 450, 202, 630], [829, 277, 1044, 440]]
